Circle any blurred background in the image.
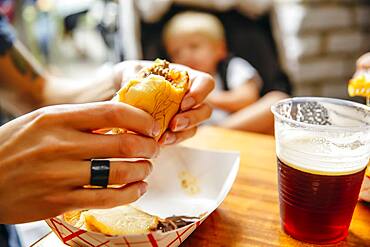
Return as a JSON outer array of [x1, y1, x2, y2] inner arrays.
[[3, 0, 369, 98], [1, 0, 369, 245], [273, 0, 369, 99]]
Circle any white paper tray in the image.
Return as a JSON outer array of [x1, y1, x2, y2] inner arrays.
[[46, 146, 240, 246]]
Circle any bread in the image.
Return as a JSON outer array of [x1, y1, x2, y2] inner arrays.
[[64, 205, 159, 236], [113, 59, 189, 139]]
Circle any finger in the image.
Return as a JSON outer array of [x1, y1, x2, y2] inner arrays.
[[76, 132, 159, 159], [356, 52, 370, 70], [169, 103, 212, 132], [65, 160, 152, 187], [115, 60, 147, 87], [49, 102, 161, 138], [68, 182, 147, 209], [159, 127, 197, 145], [92, 128, 112, 134], [181, 72, 215, 111]]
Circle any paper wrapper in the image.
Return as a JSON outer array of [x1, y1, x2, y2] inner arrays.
[[46, 146, 240, 246]]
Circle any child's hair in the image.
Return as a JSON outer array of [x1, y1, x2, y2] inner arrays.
[[163, 11, 225, 44]]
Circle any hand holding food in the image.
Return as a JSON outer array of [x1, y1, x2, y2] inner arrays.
[[349, 52, 370, 104], [348, 74, 369, 98], [0, 102, 159, 224], [114, 59, 215, 145], [354, 52, 370, 76], [112, 59, 189, 139]]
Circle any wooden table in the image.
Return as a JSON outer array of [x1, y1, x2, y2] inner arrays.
[[33, 127, 370, 247]]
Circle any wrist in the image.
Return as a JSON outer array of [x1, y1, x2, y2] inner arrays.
[[113, 63, 125, 89]]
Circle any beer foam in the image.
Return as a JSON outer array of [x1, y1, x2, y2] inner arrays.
[[277, 130, 369, 175]]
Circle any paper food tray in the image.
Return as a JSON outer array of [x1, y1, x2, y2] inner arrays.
[[46, 145, 240, 246]]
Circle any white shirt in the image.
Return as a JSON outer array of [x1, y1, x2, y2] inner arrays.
[[208, 56, 258, 124]]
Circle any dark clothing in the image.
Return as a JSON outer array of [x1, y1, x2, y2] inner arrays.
[[217, 55, 232, 92], [0, 225, 21, 247], [63, 10, 88, 33], [0, 105, 13, 125], [0, 13, 21, 247], [0, 13, 15, 124], [0, 13, 15, 123], [217, 54, 291, 96], [140, 5, 292, 96], [0, 13, 15, 125], [0, 13, 14, 55]]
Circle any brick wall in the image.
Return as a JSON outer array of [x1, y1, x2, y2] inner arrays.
[[272, 0, 370, 98]]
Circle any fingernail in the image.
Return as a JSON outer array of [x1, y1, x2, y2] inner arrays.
[[181, 96, 195, 111], [140, 183, 148, 196], [163, 133, 176, 145], [152, 121, 161, 137], [174, 118, 189, 131]]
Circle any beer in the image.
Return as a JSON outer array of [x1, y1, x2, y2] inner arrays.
[[278, 159, 365, 244], [271, 97, 370, 244], [276, 132, 368, 244]]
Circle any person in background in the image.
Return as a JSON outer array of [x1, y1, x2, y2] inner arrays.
[[0, 12, 214, 247], [163, 11, 290, 134], [0, 13, 120, 115], [354, 52, 370, 77], [122, 0, 274, 60], [349, 52, 370, 105]]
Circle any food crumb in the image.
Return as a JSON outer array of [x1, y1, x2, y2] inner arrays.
[[178, 171, 199, 195]]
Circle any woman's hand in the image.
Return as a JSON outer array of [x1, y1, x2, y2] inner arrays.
[[0, 102, 160, 224], [114, 60, 215, 145], [161, 68, 214, 145]]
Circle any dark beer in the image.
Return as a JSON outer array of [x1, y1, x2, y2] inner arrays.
[[272, 97, 369, 244], [277, 158, 366, 244]]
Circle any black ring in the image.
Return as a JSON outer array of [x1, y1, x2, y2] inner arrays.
[[90, 159, 110, 188]]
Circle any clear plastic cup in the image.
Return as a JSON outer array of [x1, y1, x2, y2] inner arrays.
[[271, 97, 370, 244]]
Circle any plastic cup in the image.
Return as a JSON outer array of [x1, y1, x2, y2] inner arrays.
[[271, 97, 370, 244]]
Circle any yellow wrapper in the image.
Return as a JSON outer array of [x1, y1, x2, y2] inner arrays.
[[112, 59, 189, 139], [348, 74, 370, 97]]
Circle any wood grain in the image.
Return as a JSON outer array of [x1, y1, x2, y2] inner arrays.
[[32, 126, 370, 246], [181, 126, 370, 247]]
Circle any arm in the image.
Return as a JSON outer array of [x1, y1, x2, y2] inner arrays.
[[0, 102, 159, 223], [0, 62, 215, 223], [207, 75, 260, 113], [219, 90, 288, 134], [0, 40, 121, 115], [0, 40, 46, 110]]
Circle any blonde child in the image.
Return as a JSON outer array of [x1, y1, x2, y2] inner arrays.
[[163, 11, 289, 133]]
